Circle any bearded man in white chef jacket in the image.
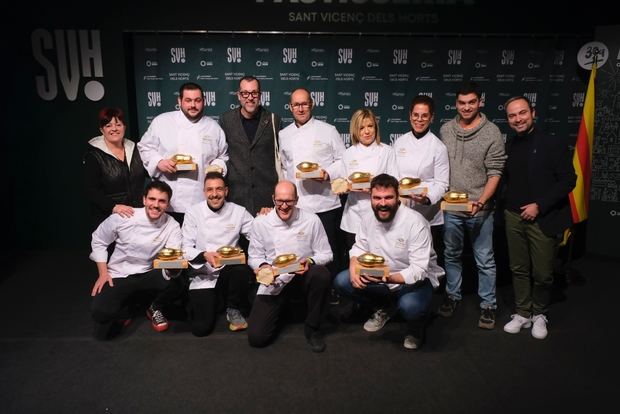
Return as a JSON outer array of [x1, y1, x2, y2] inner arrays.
[[247, 180, 333, 353], [90, 180, 182, 340], [334, 174, 444, 350], [138, 82, 229, 224]]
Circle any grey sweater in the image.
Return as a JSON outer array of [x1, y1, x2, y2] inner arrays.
[[439, 113, 506, 205]]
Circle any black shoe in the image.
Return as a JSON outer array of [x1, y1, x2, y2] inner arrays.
[[437, 296, 459, 317], [478, 307, 496, 330], [304, 326, 326, 353]]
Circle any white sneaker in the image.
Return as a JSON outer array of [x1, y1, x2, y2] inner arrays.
[[531, 314, 548, 339], [403, 335, 420, 350], [363, 309, 390, 332], [503, 314, 532, 334]]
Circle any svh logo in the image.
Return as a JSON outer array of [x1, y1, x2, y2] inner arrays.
[[204, 91, 216, 107], [448, 49, 462, 65], [393, 49, 408, 64], [524, 92, 537, 107], [337, 48, 353, 64], [501, 49, 515, 65], [311, 91, 325, 107], [261, 91, 271, 107], [31, 29, 104, 101], [170, 47, 186, 63], [572, 92, 585, 108], [389, 133, 402, 145], [554, 51, 564, 66], [480, 92, 486, 107], [364, 92, 379, 107], [420, 92, 433, 98], [282, 48, 298, 63], [147, 91, 162, 107], [341, 133, 352, 148], [227, 47, 242, 63]]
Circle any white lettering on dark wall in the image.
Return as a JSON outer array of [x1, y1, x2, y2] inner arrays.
[[31, 29, 104, 101]]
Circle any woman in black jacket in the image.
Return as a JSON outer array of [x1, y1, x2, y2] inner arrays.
[[83, 107, 149, 231]]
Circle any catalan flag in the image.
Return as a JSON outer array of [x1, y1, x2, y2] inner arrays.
[[569, 63, 597, 223]]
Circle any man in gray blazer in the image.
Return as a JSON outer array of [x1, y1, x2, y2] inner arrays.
[[219, 75, 282, 217]]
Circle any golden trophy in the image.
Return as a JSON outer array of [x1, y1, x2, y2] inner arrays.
[[440, 191, 473, 212], [398, 177, 427, 196], [213, 245, 246, 267], [256, 253, 304, 286], [354, 252, 389, 282], [295, 161, 324, 179], [205, 164, 223, 174], [153, 248, 188, 269], [348, 171, 372, 190], [172, 153, 197, 171]]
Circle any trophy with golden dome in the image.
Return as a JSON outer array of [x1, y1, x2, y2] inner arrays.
[[154, 248, 188, 269], [172, 153, 197, 171], [354, 252, 389, 282], [213, 245, 246, 267], [440, 191, 473, 212], [398, 177, 428, 197], [256, 253, 305, 285], [295, 161, 325, 179]]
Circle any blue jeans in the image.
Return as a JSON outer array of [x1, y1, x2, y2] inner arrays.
[[334, 270, 433, 323], [443, 212, 497, 309]]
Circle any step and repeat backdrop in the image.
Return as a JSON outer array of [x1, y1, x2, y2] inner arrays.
[[131, 33, 587, 147]]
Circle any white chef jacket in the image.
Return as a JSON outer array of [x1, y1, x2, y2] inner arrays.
[[350, 205, 444, 290], [335, 142, 399, 234], [249, 208, 333, 296], [279, 117, 345, 213], [393, 130, 449, 226], [182, 201, 254, 290], [90, 208, 182, 279], [137, 111, 229, 213]]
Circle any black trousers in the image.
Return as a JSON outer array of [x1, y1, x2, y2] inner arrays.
[[247, 264, 331, 348], [317, 207, 344, 275], [91, 269, 170, 338], [186, 264, 253, 337]]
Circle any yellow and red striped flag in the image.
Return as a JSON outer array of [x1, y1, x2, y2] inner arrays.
[[569, 63, 597, 223]]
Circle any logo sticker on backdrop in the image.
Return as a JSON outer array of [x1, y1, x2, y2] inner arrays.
[[147, 91, 162, 107], [204, 91, 216, 107], [31, 29, 104, 101], [311, 91, 325, 107], [227, 47, 242, 63], [261, 91, 271, 107], [170, 47, 186, 63], [577, 41, 609, 69]]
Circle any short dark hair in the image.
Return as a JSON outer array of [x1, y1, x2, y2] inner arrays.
[[204, 171, 227, 186], [370, 173, 399, 194], [504, 95, 533, 111], [239, 75, 261, 91], [179, 82, 204, 99], [409, 95, 435, 115], [456, 81, 481, 99], [98, 107, 125, 129], [144, 180, 173, 201]]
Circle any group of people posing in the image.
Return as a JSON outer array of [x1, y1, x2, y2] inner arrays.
[[84, 77, 576, 352]]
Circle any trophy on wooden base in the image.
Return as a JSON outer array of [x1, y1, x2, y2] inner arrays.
[[172, 154, 197, 171], [355, 252, 389, 282], [349, 171, 372, 190], [206, 164, 223, 174], [256, 253, 304, 285], [399, 177, 427, 196], [295, 161, 325, 179], [213, 245, 246, 267], [440, 191, 473, 212], [154, 248, 188, 269]]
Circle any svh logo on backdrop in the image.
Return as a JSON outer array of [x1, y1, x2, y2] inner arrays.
[[501, 49, 515, 65], [204, 91, 216, 107], [393, 49, 408, 64], [283, 48, 298, 63], [227, 48, 242, 63], [340, 133, 352, 148], [31, 29, 104, 101], [261, 91, 271, 107], [311, 91, 325, 107], [147, 91, 162, 107], [337, 48, 353, 64], [448, 49, 462, 65], [572, 92, 585, 108], [523, 92, 537, 108], [170, 47, 186, 63], [364, 92, 379, 107]]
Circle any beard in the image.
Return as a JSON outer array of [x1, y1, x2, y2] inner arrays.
[[373, 203, 398, 223]]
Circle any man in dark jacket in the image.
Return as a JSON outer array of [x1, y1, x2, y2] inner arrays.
[[219, 75, 282, 217], [501, 96, 576, 340]]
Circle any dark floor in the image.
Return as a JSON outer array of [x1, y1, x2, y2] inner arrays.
[[0, 249, 616, 413]]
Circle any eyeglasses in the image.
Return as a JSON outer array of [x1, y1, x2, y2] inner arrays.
[[291, 102, 311, 111], [239, 91, 260, 98], [411, 113, 431, 121], [273, 199, 297, 206]]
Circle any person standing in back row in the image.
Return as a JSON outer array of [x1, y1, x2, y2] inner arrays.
[[438, 81, 506, 330]]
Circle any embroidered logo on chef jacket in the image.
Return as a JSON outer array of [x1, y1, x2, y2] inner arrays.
[[396, 147, 408, 157], [348, 159, 360, 169], [225, 223, 236, 232], [296, 230, 307, 241], [395, 237, 407, 249], [202, 135, 214, 144]]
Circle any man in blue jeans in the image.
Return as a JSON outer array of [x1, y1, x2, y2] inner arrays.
[[438, 81, 506, 329], [334, 174, 444, 349]]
